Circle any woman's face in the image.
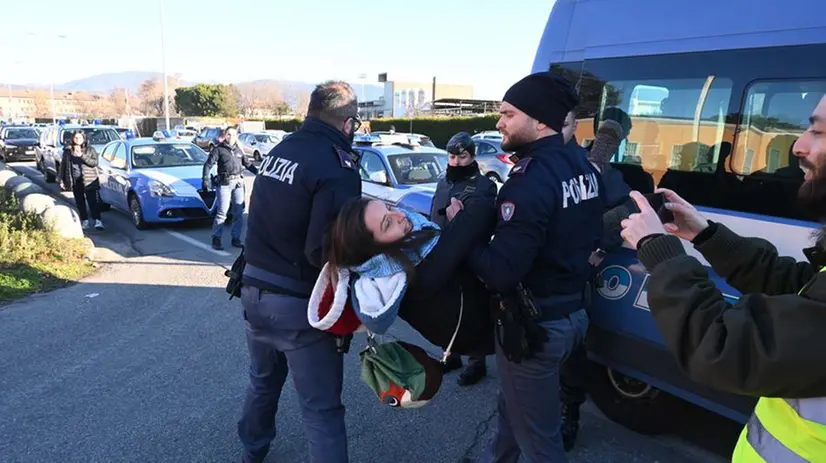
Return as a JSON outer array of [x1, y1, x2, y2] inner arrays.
[[363, 200, 412, 244], [72, 133, 85, 146]]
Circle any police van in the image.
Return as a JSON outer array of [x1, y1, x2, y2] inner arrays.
[[533, 0, 826, 435]]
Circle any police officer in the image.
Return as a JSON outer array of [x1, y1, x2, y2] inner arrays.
[[431, 131, 497, 386], [237, 81, 361, 463], [202, 126, 258, 250], [466, 72, 603, 462]]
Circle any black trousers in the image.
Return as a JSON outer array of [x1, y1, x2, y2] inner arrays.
[[72, 184, 101, 221]]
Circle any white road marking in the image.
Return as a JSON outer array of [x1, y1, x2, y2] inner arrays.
[[164, 230, 231, 257]]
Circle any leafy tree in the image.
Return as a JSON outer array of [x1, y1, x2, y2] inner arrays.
[[174, 84, 238, 117]]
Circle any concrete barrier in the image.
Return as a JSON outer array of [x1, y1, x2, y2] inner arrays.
[[0, 161, 85, 239]]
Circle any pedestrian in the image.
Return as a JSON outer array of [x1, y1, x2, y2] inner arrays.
[[202, 125, 258, 250], [59, 130, 104, 231], [237, 81, 362, 463], [466, 72, 604, 462], [619, 93, 826, 462], [433, 131, 497, 386]]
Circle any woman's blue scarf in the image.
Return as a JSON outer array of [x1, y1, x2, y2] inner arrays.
[[348, 210, 441, 334]]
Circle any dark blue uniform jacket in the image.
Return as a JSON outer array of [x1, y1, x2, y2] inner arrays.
[[242, 117, 362, 294], [469, 134, 604, 299]]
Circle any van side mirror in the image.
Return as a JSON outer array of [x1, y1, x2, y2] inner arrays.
[[369, 171, 388, 184]]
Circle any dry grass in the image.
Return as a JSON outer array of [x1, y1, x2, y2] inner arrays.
[[0, 190, 95, 302]]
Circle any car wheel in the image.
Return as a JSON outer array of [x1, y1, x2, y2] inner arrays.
[[485, 172, 502, 183], [586, 362, 691, 435], [129, 194, 148, 230], [44, 161, 56, 183]]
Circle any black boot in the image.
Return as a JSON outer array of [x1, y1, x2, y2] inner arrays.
[[442, 353, 463, 373], [457, 363, 486, 387], [212, 236, 224, 250], [561, 402, 581, 452]]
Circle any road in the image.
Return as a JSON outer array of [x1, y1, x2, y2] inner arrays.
[[0, 161, 742, 462]]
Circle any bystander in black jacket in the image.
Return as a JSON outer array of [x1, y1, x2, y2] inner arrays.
[[59, 146, 100, 190]]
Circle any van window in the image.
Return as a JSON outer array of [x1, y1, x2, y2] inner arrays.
[[595, 77, 733, 176], [733, 80, 826, 176]]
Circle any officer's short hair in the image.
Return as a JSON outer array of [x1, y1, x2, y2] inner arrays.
[[307, 81, 358, 127], [222, 125, 239, 136]]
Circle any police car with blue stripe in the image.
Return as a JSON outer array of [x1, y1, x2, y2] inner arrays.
[[97, 131, 217, 229], [352, 134, 448, 217]]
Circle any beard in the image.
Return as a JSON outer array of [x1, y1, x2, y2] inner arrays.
[[501, 128, 534, 152], [798, 162, 826, 220]]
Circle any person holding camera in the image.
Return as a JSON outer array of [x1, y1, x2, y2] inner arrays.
[[202, 126, 258, 250]]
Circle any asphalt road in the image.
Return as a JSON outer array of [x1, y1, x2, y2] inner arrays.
[[0, 161, 741, 462]]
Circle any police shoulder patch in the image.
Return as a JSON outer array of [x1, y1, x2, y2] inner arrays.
[[500, 201, 516, 221], [509, 157, 532, 176], [334, 146, 357, 170]]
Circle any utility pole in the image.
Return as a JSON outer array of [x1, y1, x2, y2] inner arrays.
[[159, 0, 170, 130]]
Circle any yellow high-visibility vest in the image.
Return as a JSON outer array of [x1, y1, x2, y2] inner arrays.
[[732, 267, 826, 462]]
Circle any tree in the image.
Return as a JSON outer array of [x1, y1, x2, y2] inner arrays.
[[31, 90, 51, 118], [174, 84, 238, 117], [289, 89, 311, 118], [270, 100, 292, 117], [235, 81, 288, 117], [137, 75, 182, 116]]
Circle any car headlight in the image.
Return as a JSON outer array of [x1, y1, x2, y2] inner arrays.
[[148, 179, 176, 197]]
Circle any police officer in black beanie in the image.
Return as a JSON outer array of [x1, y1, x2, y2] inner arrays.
[[431, 131, 497, 386], [462, 72, 604, 462]]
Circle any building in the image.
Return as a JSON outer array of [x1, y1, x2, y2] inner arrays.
[[357, 74, 475, 120], [0, 87, 109, 123]]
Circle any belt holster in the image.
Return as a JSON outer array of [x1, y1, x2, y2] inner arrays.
[[493, 283, 549, 364], [224, 248, 246, 300]]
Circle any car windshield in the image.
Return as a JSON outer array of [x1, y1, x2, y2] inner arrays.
[[4, 128, 39, 139], [387, 152, 447, 184], [131, 143, 207, 168], [62, 128, 120, 146], [254, 134, 276, 143]]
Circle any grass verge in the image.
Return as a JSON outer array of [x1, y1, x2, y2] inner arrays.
[[0, 189, 95, 303]]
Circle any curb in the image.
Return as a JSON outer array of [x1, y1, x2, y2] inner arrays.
[[0, 160, 86, 240]]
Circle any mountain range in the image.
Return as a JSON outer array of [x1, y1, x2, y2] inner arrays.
[[50, 71, 386, 102]]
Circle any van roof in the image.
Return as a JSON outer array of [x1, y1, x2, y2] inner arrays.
[[532, 0, 826, 70]]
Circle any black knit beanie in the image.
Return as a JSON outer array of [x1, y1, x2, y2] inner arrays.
[[502, 72, 579, 133]]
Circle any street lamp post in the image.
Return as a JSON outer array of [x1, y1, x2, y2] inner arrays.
[[159, 0, 170, 130]]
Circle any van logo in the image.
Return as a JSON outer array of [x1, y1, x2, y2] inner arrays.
[[597, 265, 633, 300]]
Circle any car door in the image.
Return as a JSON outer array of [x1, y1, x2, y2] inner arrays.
[[357, 150, 396, 203], [107, 143, 130, 210], [97, 142, 118, 205]]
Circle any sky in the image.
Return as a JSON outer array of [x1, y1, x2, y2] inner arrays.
[[1, 0, 554, 100]]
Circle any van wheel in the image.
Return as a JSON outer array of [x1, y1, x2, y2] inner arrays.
[[586, 361, 691, 435], [129, 194, 148, 230]]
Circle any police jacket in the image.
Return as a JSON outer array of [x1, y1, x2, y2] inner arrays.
[[202, 140, 257, 184], [637, 222, 826, 398], [429, 161, 498, 229], [398, 176, 498, 355], [468, 134, 604, 300], [242, 117, 362, 294]]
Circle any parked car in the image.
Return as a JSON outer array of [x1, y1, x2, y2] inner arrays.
[[239, 132, 280, 161], [0, 126, 40, 162], [96, 133, 217, 229], [473, 138, 514, 183], [34, 124, 121, 183]]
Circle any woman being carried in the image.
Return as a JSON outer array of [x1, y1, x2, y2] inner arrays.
[[309, 193, 496, 356]]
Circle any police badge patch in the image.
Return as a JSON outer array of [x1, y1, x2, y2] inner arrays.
[[500, 202, 515, 221]]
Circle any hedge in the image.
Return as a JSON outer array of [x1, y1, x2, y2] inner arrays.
[[368, 115, 499, 147], [264, 115, 501, 148]]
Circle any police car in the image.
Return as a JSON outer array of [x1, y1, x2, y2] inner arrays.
[[96, 132, 217, 229], [352, 135, 448, 217]]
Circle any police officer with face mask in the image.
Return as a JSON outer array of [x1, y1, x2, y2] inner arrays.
[[236, 81, 361, 463], [431, 132, 497, 386]]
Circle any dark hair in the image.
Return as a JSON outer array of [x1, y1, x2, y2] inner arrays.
[[307, 81, 358, 127], [69, 130, 89, 152], [327, 198, 439, 282], [222, 125, 239, 136]]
